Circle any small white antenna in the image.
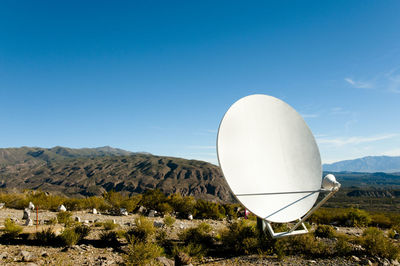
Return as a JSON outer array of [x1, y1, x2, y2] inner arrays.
[[217, 94, 340, 238]]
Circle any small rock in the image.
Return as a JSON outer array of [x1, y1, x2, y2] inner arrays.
[[0, 252, 8, 259], [58, 205, 67, 212], [0, 202, 5, 209], [25, 218, 33, 226], [351, 255, 360, 262], [156, 256, 174, 266], [28, 201, 35, 210], [154, 221, 164, 228], [120, 208, 128, 216], [75, 216, 81, 222], [20, 251, 37, 262], [391, 259, 400, 265], [138, 206, 146, 213], [308, 260, 316, 264], [92, 208, 97, 214], [40, 251, 49, 257], [84, 220, 89, 224], [112, 219, 116, 224], [188, 214, 193, 220], [148, 210, 156, 218]]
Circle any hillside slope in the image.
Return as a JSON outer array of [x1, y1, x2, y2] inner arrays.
[[323, 156, 400, 173], [0, 147, 233, 202]]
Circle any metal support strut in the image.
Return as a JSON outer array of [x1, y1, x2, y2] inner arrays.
[[256, 174, 341, 238], [261, 187, 339, 238]]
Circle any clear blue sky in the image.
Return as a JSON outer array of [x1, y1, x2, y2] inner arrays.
[[1, 1, 400, 164]]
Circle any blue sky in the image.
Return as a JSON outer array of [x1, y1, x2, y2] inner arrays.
[[1, 1, 400, 164]]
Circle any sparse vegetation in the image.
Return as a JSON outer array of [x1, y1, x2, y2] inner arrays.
[[163, 215, 176, 227], [60, 228, 80, 246], [125, 239, 163, 266], [125, 216, 156, 243], [34, 228, 59, 246], [1, 218, 23, 240], [56, 211, 73, 226], [361, 227, 399, 260], [103, 220, 118, 231]]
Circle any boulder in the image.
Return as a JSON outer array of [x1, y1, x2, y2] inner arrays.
[[120, 208, 128, 216], [0, 202, 5, 209], [75, 216, 81, 222], [25, 218, 33, 226], [28, 201, 35, 210], [188, 214, 193, 220], [23, 208, 31, 220], [148, 210, 157, 217], [20, 251, 37, 262], [58, 205, 67, 212], [92, 208, 97, 214], [154, 221, 164, 228]]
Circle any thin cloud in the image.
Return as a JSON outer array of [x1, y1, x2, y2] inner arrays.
[[345, 78, 374, 89], [345, 67, 400, 93], [317, 134, 398, 146]]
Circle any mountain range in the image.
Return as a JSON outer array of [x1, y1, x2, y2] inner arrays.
[[0, 146, 233, 202], [323, 156, 400, 173]]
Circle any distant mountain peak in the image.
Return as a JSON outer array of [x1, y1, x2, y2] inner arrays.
[[323, 155, 400, 173]]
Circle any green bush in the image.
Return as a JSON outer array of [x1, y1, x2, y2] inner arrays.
[[346, 208, 371, 227], [163, 215, 176, 227], [361, 227, 399, 260], [103, 220, 118, 231], [193, 199, 225, 220], [334, 235, 353, 256], [173, 242, 205, 259], [73, 224, 91, 241], [125, 239, 163, 266], [274, 234, 331, 258], [168, 194, 195, 217], [140, 189, 166, 211], [57, 211, 73, 226], [60, 228, 80, 246], [220, 220, 265, 255], [125, 216, 156, 243], [34, 228, 59, 246], [177, 223, 214, 258], [314, 224, 336, 238], [99, 231, 120, 247], [1, 218, 23, 239]]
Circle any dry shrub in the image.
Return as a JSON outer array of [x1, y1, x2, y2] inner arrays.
[[163, 215, 175, 227], [314, 224, 336, 239], [361, 227, 399, 260], [1, 218, 23, 240], [125, 239, 163, 266], [125, 216, 156, 243]]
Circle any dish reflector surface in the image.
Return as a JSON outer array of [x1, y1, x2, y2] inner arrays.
[[217, 94, 322, 223]]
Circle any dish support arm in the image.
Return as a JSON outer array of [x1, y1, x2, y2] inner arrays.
[[261, 187, 339, 238]]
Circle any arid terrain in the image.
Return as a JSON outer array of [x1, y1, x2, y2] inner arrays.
[[1, 206, 396, 266]]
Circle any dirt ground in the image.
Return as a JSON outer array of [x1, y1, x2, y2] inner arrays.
[[0, 207, 391, 265]]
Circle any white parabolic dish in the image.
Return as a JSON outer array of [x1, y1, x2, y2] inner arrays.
[[217, 94, 322, 223]]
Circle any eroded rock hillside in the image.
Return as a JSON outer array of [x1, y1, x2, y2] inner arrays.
[[0, 147, 234, 202]]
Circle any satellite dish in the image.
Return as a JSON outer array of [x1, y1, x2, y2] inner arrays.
[[217, 94, 340, 237]]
